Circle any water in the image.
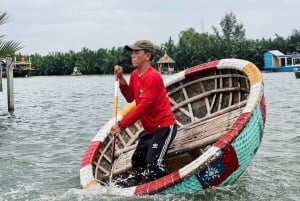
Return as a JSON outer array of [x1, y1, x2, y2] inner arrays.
[[0, 73, 299, 201]]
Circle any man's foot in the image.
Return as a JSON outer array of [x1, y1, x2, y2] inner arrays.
[[113, 172, 141, 187], [113, 168, 169, 187], [138, 168, 169, 183]]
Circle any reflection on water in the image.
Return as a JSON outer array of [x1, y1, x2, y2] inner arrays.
[[0, 73, 299, 201]]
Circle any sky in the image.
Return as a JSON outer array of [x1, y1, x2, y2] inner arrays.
[[1, 0, 299, 55]]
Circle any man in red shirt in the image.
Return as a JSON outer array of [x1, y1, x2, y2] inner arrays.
[[110, 40, 177, 185]]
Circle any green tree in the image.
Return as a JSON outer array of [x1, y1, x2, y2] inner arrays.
[[103, 47, 126, 74], [64, 50, 77, 74], [17, 11, 300, 74], [212, 12, 246, 58], [272, 34, 288, 53], [177, 28, 202, 68], [176, 28, 217, 69], [160, 37, 177, 57], [287, 29, 300, 53], [76, 47, 97, 74], [94, 48, 108, 74]]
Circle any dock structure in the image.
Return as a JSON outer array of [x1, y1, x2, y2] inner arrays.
[[0, 59, 3, 92], [2, 56, 34, 78], [0, 57, 15, 112]]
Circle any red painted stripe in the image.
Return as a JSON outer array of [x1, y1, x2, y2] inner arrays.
[[134, 171, 181, 196], [214, 112, 251, 149], [260, 95, 266, 126], [207, 145, 239, 187], [185, 60, 219, 78], [80, 141, 102, 168]]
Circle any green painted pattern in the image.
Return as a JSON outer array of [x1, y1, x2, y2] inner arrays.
[[161, 107, 264, 194], [222, 107, 263, 185], [162, 175, 203, 194]]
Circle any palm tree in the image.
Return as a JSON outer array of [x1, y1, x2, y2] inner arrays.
[[0, 11, 22, 57]]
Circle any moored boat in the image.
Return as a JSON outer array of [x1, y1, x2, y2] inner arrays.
[[1, 56, 34, 78], [71, 67, 82, 76], [293, 67, 300, 79], [80, 58, 266, 196]]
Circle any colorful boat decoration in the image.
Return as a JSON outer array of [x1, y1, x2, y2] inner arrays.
[[80, 58, 266, 196], [293, 67, 300, 79]]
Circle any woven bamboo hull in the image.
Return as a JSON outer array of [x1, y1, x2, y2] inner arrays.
[[80, 58, 266, 196]]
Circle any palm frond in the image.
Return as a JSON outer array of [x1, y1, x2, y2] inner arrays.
[[0, 40, 23, 57], [0, 11, 9, 25], [0, 11, 22, 57]]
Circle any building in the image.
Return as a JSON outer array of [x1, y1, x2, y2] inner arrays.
[[156, 52, 176, 74], [264, 50, 300, 72], [1, 56, 35, 77]]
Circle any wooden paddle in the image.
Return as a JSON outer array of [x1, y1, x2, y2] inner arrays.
[[109, 73, 119, 184]]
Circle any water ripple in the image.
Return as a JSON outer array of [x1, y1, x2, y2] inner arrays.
[[0, 73, 299, 200]]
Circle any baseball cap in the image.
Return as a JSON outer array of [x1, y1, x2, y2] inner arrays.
[[124, 40, 155, 54]]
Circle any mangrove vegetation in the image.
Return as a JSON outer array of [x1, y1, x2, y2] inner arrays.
[[15, 12, 300, 75]]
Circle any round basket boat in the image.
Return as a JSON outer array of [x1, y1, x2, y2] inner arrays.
[[80, 58, 266, 196]]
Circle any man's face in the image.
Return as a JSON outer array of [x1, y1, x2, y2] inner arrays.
[[131, 50, 151, 68]]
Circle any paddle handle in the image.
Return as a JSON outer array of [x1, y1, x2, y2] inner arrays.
[[109, 74, 119, 184], [113, 74, 119, 120]]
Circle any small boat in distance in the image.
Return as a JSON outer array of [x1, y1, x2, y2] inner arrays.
[[294, 67, 300, 79], [80, 58, 266, 196], [71, 67, 82, 76]]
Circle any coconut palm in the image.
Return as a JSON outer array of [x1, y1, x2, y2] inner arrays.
[[0, 11, 22, 57]]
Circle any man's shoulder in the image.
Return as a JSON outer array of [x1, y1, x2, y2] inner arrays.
[[148, 66, 162, 77], [130, 69, 138, 77], [147, 68, 164, 86]]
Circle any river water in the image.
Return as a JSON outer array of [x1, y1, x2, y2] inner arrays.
[[0, 73, 299, 201]]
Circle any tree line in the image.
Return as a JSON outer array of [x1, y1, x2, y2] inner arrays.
[[16, 12, 300, 75]]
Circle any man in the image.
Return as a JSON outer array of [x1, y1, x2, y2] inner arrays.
[[110, 40, 177, 186]]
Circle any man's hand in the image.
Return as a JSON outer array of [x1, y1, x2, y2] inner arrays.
[[110, 123, 121, 136], [114, 65, 126, 85]]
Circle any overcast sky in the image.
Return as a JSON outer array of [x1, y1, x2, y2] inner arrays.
[[1, 0, 299, 55]]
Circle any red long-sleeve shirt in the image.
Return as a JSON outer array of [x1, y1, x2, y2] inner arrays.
[[119, 66, 176, 134]]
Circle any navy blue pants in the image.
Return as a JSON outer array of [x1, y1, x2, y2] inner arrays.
[[131, 124, 177, 181]]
